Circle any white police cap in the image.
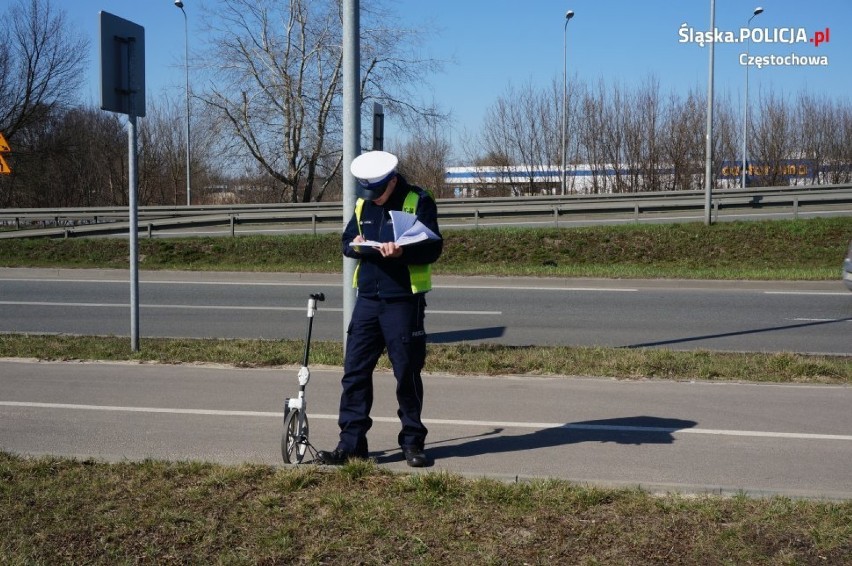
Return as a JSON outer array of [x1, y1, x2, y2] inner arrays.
[[351, 151, 398, 191]]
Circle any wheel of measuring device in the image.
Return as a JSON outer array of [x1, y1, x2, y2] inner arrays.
[[281, 409, 309, 464]]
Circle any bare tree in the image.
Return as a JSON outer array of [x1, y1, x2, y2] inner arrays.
[[796, 93, 828, 186], [478, 93, 520, 196], [796, 93, 852, 186], [713, 93, 738, 189], [0, 106, 127, 208], [142, 97, 187, 205], [599, 81, 627, 192], [660, 88, 705, 191], [751, 91, 795, 186], [623, 77, 663, 192], [578, 82, 608, 193], [358, 3, 447, 133], [200, 0, 445, 203], [477, 80, 576, 197], [560, 77, 583, 194], [828, 103, 852, 184], [135, 94, 222, 205], [0, 0, 88, 207], [0, 0, 87, 140], [467, 73, 850, 198], [55, 108, 127, 207], [394, 126, 452, 198]]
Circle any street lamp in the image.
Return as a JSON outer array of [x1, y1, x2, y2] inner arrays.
[[561, 9, 574, 196], [741, 6, 763, 189], [175, 0, 191, 206]]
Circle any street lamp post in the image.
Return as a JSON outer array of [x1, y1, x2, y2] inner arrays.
[[741, 7, 763, 189], [175, 0, 191, 206], [561, 10, 574, 196], [703, 0, 716, 225]]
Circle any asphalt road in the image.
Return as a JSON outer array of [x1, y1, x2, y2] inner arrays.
[[1, 268, 850, 354], [2, 268, 850, 499], [1, 360, 850, 499]]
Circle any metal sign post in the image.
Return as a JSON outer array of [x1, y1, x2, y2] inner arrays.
[[99, 11, 146, 352], [372, 103, 384, 151], [342, 0, 361, 348]]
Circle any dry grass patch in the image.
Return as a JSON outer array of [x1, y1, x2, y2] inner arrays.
[[1, 454, 850, 564], [1, 335, 849, 384]]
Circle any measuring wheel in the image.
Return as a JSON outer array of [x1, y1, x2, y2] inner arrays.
[[281, 293, 324, 464], [281, 408, 310, 464]]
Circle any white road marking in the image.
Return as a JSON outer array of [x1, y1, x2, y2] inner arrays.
[[0, 278, 342, 287], [0, 301, 500, 316], [2, 401, 850, 442], [4, 276, 842, 295], [0, 277, 637, 293], [0, 300, 309, 311], [427, 309, 502, 315], [438, 285, 637, 292], [765, 291, 850, 296]]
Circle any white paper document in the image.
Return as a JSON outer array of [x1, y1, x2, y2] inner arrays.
[[349, 211, 441, 248]]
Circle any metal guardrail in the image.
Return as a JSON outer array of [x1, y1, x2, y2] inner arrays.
[[1, 185, 850, 239], [0, 185, 844, 220]]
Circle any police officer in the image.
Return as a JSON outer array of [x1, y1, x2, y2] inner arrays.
[[317, 151, 442, 467]]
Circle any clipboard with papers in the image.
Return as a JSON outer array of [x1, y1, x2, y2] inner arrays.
[[349, 210, 441, 248]]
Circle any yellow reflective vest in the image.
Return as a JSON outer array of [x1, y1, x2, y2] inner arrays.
[[354, 190, 433, 293]]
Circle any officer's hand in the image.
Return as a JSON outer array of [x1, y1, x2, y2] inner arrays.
[[377, 242, 402, 258], [349, 235, 368, 254]]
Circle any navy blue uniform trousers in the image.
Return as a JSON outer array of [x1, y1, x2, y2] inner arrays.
[[337, 293, 428, 455]]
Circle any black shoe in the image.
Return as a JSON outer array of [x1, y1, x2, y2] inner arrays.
[[316, 448, 366, 465], [402, 447, 428, 468]]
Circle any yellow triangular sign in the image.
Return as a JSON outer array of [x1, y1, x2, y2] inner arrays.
[[0, 132, 9, 153], [0, 154, 11, 174]]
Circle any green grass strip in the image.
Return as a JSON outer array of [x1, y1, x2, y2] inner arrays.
[[1, 334, 849, 384], [1, 453, 850, 564], [1, 217, 849, 280]]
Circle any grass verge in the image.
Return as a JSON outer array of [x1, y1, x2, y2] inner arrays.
[[1, 334, 849, 384], [1, 453, 850, 564], [1, 217, 849, 279]]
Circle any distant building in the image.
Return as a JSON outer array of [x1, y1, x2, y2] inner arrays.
[[445, 160, 830, 197]]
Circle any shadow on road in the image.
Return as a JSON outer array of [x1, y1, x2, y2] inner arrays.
[[375, 415, 697, 466], [624, 317, 852, 348], [428, 326, 506, 343]]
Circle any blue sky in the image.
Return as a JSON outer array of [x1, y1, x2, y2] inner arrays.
[[12, 0, 851, 150], [397, 0, 850, 137]]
